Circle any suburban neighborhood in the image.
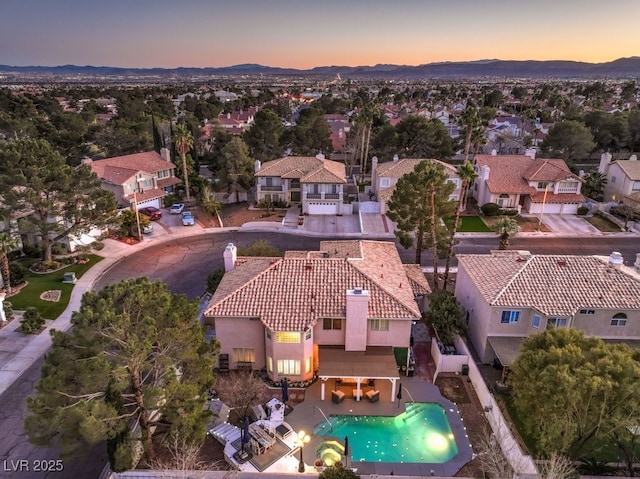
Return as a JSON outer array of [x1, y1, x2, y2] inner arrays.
[[2, 56, 640, 479]]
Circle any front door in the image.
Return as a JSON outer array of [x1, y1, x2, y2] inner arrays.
[[290, 191, 301, 202]]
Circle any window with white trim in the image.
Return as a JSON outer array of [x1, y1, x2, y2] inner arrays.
[[633, 181, 640, 191], [546, 318, 568, 329], [532, 315, 541, 329], [380, 178, 391, 188], [305, 329, 312, 340], [370, 319, 390, 331], [277, 359, 300, 376], [611, 312, 627, 326], [501, 311, 520, 324], [579, 309, 595, 315]]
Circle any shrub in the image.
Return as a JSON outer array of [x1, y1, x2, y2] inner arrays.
[[92, 241, 105, 251], [610, 205, 640, 222], [319, 464, 359, 479], [20, 307, 45, 334], [577, 206, 588, 216], [31, 261, 62, 273], [51, 243, 68, 256], [206, 269, 225, 294], [22, 244, 43, 258], [9, 262, 27, 286], [481, 202, 501, 216], [3, 301, 14, 321], [499, 208, 518, 216]]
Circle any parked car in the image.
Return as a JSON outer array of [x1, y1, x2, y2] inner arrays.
[[139, 206, 162, 220], [181, 211, 195, 226], [141, 223, 153, 234], [170, 203, 185, 214]]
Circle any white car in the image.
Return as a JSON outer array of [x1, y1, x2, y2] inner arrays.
[[181, 211, 195, 226], [170, 203, 185, 214]]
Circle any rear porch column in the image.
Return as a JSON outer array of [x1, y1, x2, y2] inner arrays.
[[320, 378, 326, 401], [390, 378, 397, 403]]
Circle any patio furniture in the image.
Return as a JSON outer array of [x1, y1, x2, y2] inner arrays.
[[332, 390, 345, 403], [249, 422, 276, 455], [365, 389, 380, 403]]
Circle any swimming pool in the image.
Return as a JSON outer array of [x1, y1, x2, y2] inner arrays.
[[314, 403, 458, 464]]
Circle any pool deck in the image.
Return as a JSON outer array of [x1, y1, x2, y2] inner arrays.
[[278, 375, 474, 477]]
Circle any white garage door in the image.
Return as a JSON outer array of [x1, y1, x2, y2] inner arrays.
[[307, 203, 338, 215], [136, 198, 161, 209]]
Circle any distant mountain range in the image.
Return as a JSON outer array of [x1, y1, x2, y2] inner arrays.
[[2, 58, 640, 79]]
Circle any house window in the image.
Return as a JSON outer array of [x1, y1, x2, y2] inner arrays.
[[305, 329, 312, 340], [633, 181, 640, 191], [380, 178, 391, 188], [266, 329, 272, 339], [370, 319, 389, 331], [611, 176, 616, 183], [532, 315, 541, 329], [537, 182, 549, 190], [323, 318, 342, 330], [579, 309, 595, 315], [276, 332, 301, 343], [546, 318, 567, 329], [290, 179, 300, 189], [305, 357, 312, 374], [497, 194, 511, 207], [232, 348, 255, 363], [611, 312, 627, 326], [265, 177, 273, 187], [157, 169, 170, 179], [500, 311, 520, 324], [327, 184, 338, 194], [277, 359, 300, 376], [267, 357, 273, 373], [309, 184, 320, 194], [446, 178, 460, 188]]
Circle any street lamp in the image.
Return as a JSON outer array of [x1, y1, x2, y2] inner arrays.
[[296, 430, 310, 473], [132, 178, 145, 241]]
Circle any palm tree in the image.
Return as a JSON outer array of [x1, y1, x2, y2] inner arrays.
[[174, 122, 194, 203], [581, 171, 607, 201], [496, 216, 520, 250], [442, 161, 478, 290], [460, 106, 481, 161], [0, 232, 19, 294]]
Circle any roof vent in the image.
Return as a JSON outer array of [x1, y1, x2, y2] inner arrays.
[[608, 251, 624, 270], [557, 260, 567, 267], [305, 264, 313, 271], [516, 257, 526, 263], [353, 287, 363, 295]]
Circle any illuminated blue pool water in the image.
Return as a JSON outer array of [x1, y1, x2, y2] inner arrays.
[[314, 403, 458, 464]]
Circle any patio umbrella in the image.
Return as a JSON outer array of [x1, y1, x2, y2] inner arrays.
[[396, 382, 402, 408], [241, 415, 250, 453], [344, 435, 349, 468], [281, 378, 289, 404]]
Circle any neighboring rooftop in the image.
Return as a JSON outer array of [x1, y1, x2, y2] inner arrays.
[[457, 250, 640, 316], [255, 156, 346, 184]]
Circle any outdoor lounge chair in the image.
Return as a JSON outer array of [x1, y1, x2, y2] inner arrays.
[[332, 390, 345, 403], [365, 389, 379, 403]]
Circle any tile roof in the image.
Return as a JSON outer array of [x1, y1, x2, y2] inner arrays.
[[89, 151, 177, 185], [204, 240, 429, 331], [376, 158, 457, 179], [529, 192, 585, 204], [256, 156, 346, 184], [457, 251, 640, 316], [476, 156, 575, 193], [614, 159, 640, 180]]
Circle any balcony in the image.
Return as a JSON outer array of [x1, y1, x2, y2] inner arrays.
[[324, 193, 340, 200], [306, 193, 321, 199], [260, 185, 283, 192]]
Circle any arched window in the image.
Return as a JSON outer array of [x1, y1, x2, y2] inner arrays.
[[611, 312, 627, 326]]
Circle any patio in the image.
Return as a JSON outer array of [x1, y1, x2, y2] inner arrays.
[[219, 374, 474, 476]]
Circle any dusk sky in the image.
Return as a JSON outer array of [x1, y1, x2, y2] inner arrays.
[[2, 0, 639, 69]]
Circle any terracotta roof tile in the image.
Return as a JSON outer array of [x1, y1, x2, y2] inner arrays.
[[376, 158, 456, 178], [256, 156, 346, 184], [205, 240, 424, 331], [614, 159, 640, 180], [457, 251, 640, 316], [90, 151, 177, 185]]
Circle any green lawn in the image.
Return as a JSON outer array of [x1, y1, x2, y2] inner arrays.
[[457, 216, 493, 232], [9, 255, 103, 320]]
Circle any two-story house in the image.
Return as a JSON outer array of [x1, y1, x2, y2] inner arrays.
[[371, 156, 462, 214], [254, 154, 348, 215], [455, 250, 640, 368], [86, 149, 181, 210], [599, 153, 640, 203], [204, 240, 430, 400], [473, 151, 584, 214]]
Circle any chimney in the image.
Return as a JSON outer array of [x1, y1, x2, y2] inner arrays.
[[255, 160, 261, 173], [598, 152, 613, 174], [630, 154, 638, 161], [524, 148, 536, 159], [608, 251, 624, 270], [81, 157, 93, 166], [223, 243, 237, 272], [634, 253, 640, 273], [482, 165, 490, 180], [160, 147, 171, 162], [345, 288, 369, 351], [392, 154, 399, 162], [579, 170, 585, 178], [371, 156, 378, 186]]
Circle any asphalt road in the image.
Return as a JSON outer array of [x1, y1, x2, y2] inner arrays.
[[2, 231, 638, 479]]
